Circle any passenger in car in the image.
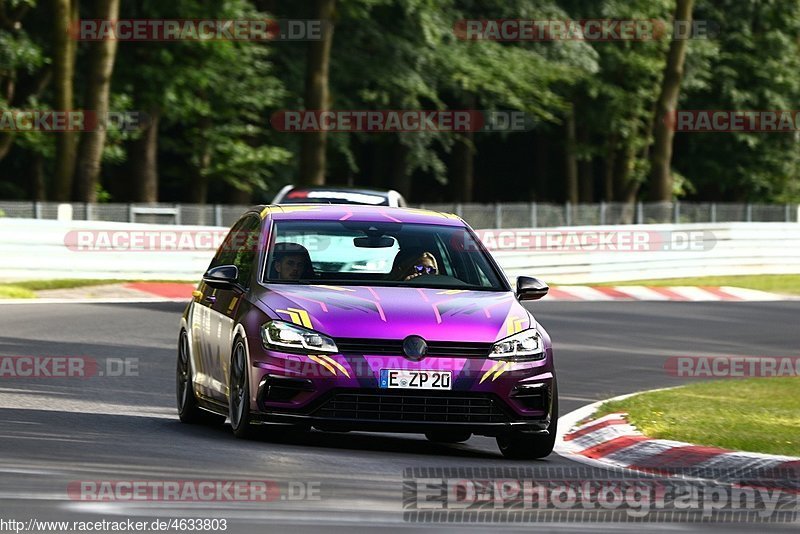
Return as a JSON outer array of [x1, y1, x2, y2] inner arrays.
[[390, 250, 440, 281]]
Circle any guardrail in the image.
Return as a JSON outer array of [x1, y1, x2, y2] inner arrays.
[[1, 200, 799, 230], [2, 219, 799, 284]]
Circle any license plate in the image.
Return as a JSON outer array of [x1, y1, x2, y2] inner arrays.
[[379, 370, 452, 390]]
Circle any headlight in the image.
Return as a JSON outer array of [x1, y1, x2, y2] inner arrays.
[[261, 320, 338, 354], [490, 329, 545, 361]]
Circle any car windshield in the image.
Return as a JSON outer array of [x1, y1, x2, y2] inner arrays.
[[264, 220, 506, 291]]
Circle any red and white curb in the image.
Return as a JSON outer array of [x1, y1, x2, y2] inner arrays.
[[555, 392, 800, 486], [546, 286, 788, 301]]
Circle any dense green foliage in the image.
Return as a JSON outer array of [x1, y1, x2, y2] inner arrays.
[[0, 0, 798, 203]]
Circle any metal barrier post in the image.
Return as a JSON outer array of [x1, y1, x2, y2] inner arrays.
[[673, 201, 680, 223], [530, 202, 537, 228], [565, 203, 572, 226], [214, 205, 222, 227], [494, 204, 502, 228], [710, 203, 716, 223], [600, 201, 606, 225], [746, 203, 752, 222], [636, 202, 643, 224]]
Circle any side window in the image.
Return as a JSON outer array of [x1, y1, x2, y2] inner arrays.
[[209, 219, 247, 270], [232, 216, 261, 288]]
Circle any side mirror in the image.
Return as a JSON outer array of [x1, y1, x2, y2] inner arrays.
[[203, 265, 239, 290], [516, 276, 549, 301]]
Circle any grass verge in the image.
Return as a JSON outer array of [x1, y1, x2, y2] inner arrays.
[[0, 279, 189, 299], [595, 377, 800, 457]]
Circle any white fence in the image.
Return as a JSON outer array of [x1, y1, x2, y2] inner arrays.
[[1, 219, 800, 284], [1, 200, 799, 230]]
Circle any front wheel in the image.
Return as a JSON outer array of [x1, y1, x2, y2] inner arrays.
[[229, 338, 256, 439], [496, 379, 558, 459], [176, 330, 225, 425]]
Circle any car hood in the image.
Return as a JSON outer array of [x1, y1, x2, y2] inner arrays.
[[257, 284, 533, 343]]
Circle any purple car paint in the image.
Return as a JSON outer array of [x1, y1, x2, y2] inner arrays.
[[177, 204, 557, 459]]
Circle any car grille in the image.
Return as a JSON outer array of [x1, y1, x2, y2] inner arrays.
[[335, 338, 492, 358], [313, 391, 509, 423]]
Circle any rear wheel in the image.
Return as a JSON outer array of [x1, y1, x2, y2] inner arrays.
[[425, 431, 471, 444], [496, 379, 558, 459], [176, 330, 225, 425], [229, 338, 256, 439]]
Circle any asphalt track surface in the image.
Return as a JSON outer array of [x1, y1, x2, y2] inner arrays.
[[0, 300, 798, 533]]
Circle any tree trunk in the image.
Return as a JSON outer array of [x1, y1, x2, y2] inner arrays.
[[298, 0, 336, 186], [74, 0, 120, 202], [577, 121, 593, 202], [131, 110, 160, 202], [649, 0, 694, 201], [190, 139, 212, 205], [603, 139, 616, 201], [451, 131, 475, 202], [228, 187, 252, 205], [32, 154, 46, 201], [52, 0, 78, 201], [389, 140, 411, 199], [564, 105, 578, 204], [533, 130, 549, 200]]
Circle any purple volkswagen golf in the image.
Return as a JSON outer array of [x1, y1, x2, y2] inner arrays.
[[177, 204, 557, 458]]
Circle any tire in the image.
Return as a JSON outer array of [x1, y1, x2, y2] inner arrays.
[[425, 431, 471, 444], [496, 379, 559, 459], [177, 330, 225, 425], [229, 337, 256, 439]]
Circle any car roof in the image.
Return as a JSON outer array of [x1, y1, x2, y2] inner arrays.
[[250, 204, 465, 227]]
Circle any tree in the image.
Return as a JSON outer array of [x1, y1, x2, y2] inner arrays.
[[649, 0, 694, 201], [51, 0, 77, 201], [73, 0, 120, 203], [298, 0, 336, 186]]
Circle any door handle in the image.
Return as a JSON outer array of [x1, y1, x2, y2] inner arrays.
[[204, 295, 217, 304]]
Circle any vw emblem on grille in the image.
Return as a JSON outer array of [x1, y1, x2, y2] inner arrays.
[[402, 335, 428, 361]]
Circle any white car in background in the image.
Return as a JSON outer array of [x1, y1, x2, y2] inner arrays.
[[271, 186, 407, 207]]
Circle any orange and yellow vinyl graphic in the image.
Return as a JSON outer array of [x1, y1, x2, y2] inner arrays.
[[275, 307, 350, 378], [479, 315, 526, 384]]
